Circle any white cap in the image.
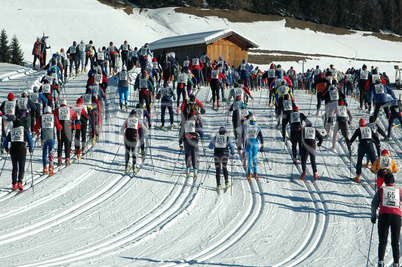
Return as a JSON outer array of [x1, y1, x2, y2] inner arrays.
[[122, 65, 127, 71], [60, 99, 67, 106], [33, 86, 39, 92], [44, 106, 52, 114]]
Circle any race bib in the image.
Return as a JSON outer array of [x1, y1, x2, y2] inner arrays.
[[211, 70, 219, 79], [241, 109, 249, 118], [69, 46, 76, 54], [18, 98, 28, 110], [183, 61, 190, 67], [290, 112, 300, 124], [42, 114, 54, 129], [360, 70, 368, 80], [305, 127, 316, 140], [372, 74, 381, 83], [240, 64, 246, 71], [94, 74, 102, 84], [383, 187, 400, 208], [97, 53, 104, 61], [122, 43, 128, 51], [30, 93, 39, 104], [360, 127, 372, 139], [185, 120, 196, 133], [337, 106, 347, 117], [283, 100, 293, 111], [5, 101, 15, 116], [268, 69, 275, 78], [159, 88, 169, 98], [127, 117, 139, 130], [192, 58, 199, 65], [73, 107, 82, 120], [11, 126, 24, 142], [278, 85, 287, 96], [379, 156, 392, 169], [42, 84, 51, 94], [329, 89, 339, 101], [139, 79, 148, 89], [83, 94, 92, 105], [59, 106, 70, 121], [235, 88, 243, 98], [85, 44, 92, 51], [214, 135, 227, 148], [374, 84, 385, 94], [140, 48, 147, 56], [119, 71, 128, 81], [246, 125, 258, 139], [177, 73, 187, 84]]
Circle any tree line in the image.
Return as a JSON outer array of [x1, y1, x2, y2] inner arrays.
[[0, 29, 24, 65], [122, 0, 402, 36]]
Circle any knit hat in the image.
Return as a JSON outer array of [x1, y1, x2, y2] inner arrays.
[[7, 93, 14, 100], [381, 150, 389, 156], [76, 98, 83, 105], [359, 118, 366, 127], [219, 126, 226, 135], [293, 106, 299, 112]]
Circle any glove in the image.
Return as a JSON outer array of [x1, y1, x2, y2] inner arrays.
[[371, 216, 376, 224], [231, 152, 235, 156], [237, 146, 242, 150], [377, 143, 381, 148], [317, 142, 322, 147], [29, 149, 33, 153], [260, 147, 264, 152], [250, 96, 255, 100], [173, 97, 176, 101], [179, 144, 183, 150]]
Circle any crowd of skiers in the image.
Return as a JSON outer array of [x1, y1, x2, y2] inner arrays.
[[0, 37, 398, 267]]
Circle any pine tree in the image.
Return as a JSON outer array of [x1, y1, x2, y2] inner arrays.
[[10, 35, 24, 65], [0, 29, 11, 63]]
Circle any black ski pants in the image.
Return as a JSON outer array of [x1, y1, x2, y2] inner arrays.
[[214, 154, 229, 186], [378, 213, 401, 263]]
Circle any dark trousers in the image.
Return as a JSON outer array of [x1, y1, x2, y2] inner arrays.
[[373, 102, 390, 121], [11, 152, 26, 184], [378, 213, 401, 263], [356, 143, 377, 175], [69, 57, 79, 75], [58, 129, 72, 160], [139, 94, 151, 115], [184, 139, 199, 169], [75, 119, 87, 152], [358, 80, 367, 109], [161, 101, 174, 125], [214, 155, 229, 186], [125, 141, 138, 168], [291, 130, 302, 159], [211, 80, 220, 102], [388, 107, 402, 137], [300, 146, 317, 173]]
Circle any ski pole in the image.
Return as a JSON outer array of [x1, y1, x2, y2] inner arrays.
[[171, 148, 182, 177], [0, 155, 8, 178], [30, 152, 34, 194], [146, 131, 155, 174], [366, 222, 375, 267], [318, 146, 330, 179], [230, 155, 233, 196], [200, 156, 214, 186], [260, 150, 269, 183]]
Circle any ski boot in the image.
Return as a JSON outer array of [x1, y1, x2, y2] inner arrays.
[[66, 158, 70, 166], [58, 156, 63, 167], [12, 183, 18, 191], [17, 182, 23, 191], [354, 174, 361, 182], [125, 102, 128, 111], [193, 169, 198, 180], [225, 182, 230, 191], [363, 162, 370, 168], [217, 185, 221, 194], [186, 168, 190, 178], [300, 171, 306, 180], [141, 149, 145, 158], [76, 149, 82, 159], [247, 172, 252, 182], [314, 173, 319, 180], [217, 100, 220, 108], [49, 165, 54, 176], [43, 167, 48, 175], [213, 102, 216, 109], [171, 123, 174, 129], [378, 261, 384, 267], [254, 173, 258, 181], [160, 124, 164, 130]]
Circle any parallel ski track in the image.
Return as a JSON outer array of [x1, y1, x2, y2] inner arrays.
[[267, 108, 328, 267], [22, 87, 267, 266]]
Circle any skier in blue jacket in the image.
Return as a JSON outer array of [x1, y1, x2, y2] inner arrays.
[[242, 115, 263, 182]]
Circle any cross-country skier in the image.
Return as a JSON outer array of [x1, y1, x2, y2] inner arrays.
[[17, 90, 37, 132], [312, 72, 331, 115], [121, 109, 140, 173], [137, 43, 152, 69], [371, 149, 398, 189], [2, 119, 33, 191], [348, 118, 381, 182], [72, 98, 89, 159], [371, 169, 401, 267], [226, 81, 253, 106], [179, 105, 204, 180], [67, 41, 79, 77], [322, 80, 346, 138], [367, 76, 398, 121], [33, 106, 63, 175], [299, 121, 323, 180], [107, 41, 119, 75], [173, 69, 192, 112], [135, 103, 151, 158], [332, 98, 352, 151], [285, 106, 310, 165], [84, 40, 96, 72], [208, 126, 235, 193], [156, 82, 176, 129], [242, 115, 263, 182], [189, 56, 203, 89], [207, 65, 226, 109], [116, 65, 131, 111], [119, 40, 131, 68], [134, 68, 154, 116], [237, 59, 253, 88], [384, 99, 402, 140], [53, 99, 77, 166], [1, 93, 21, 149], [29, 86, 48, 133]]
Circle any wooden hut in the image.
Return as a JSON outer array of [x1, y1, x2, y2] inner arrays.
[[149, 29, 258, 68]]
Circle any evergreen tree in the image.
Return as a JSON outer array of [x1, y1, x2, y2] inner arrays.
[[10, 35, 24, 65], [0, 29, 10, 63]]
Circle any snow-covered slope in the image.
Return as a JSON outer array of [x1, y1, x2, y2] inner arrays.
[[0, 1, 402, 266]]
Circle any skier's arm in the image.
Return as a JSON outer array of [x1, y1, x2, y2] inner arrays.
[[2, 134, 10, 151], [371, 190, 381, 222], [26, 130, 33, 151], [370, 158, 380, 173], [315, 129, 324, 146], [33, 117, 41, 134], [54, 117, 63, 131], [208, 138, 214, 149], [228, 137, 235, 154], [349, 129, 360, 144], [376, 123, 387, 139]]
